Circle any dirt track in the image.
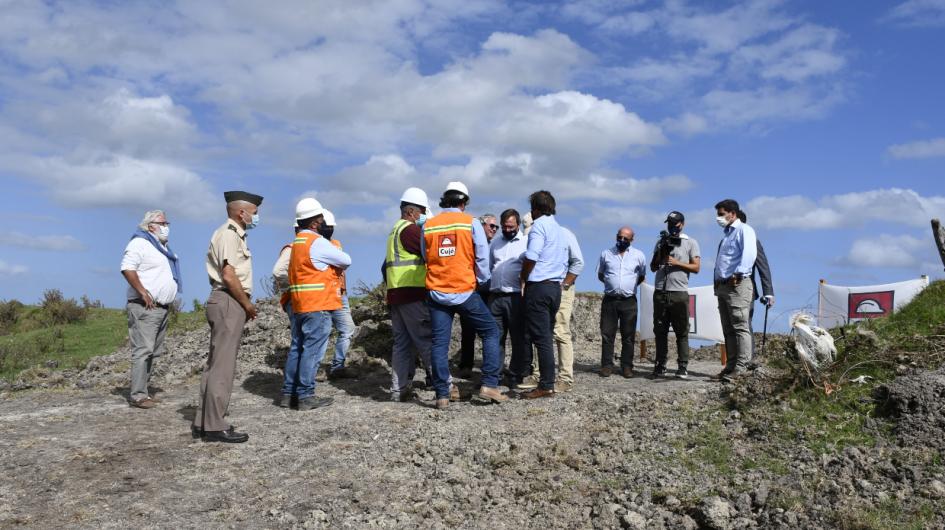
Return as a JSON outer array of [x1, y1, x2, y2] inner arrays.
[[0, 358, 730, 529]]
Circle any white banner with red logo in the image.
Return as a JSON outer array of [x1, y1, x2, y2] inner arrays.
[[817, 276, 930, 329], [638, 283, 725, 343]]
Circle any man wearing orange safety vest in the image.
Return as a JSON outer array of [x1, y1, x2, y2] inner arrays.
[[422, 181, 509, 410], [280, 198, 351, 411]]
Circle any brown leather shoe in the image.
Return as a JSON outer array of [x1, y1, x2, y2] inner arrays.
[[477, 386, 509, 403], [599, 366, 613, 378], [449, 384, 460, 401], [622, 366, 634, 378], [130, 397, 156, 409], [521, 388, 555, 399], [435, 398, 449, 410]]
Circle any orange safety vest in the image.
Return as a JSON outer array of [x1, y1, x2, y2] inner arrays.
[[288, 231, 342, 313], [423, 211, 476, 293], [328, 239, 345, 297]]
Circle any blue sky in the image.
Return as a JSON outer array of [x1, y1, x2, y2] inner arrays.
[[1, 0, 943, 333]]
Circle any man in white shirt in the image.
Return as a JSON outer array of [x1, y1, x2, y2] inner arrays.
[[120, 209, 181, 409], [488, 209, 528, 386]]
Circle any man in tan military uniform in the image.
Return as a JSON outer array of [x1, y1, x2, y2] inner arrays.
[[191, 190, 263, 443]]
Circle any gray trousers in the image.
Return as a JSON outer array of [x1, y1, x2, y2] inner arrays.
[[126, 302, 169, 401], [390, 301, 432, 396], [193, 291, 246, 432], [390, 301, 442, 397], [716, 280, 754, 374]]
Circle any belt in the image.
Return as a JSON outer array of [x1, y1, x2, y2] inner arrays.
[[128, 299, 170, 309], [604, 293, 635, 300], [526, 279, 559, 285], [490, 291, 516, 296], [715, 276, 742, 287]]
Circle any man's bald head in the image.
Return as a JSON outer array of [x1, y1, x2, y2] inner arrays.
[[227, 200, 258, 227], [617, 226, 634, 240]]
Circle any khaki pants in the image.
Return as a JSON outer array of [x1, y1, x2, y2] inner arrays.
[[193, 291, 246, 432], [530, 285, 575, 384], [715, 280, 754, 374]]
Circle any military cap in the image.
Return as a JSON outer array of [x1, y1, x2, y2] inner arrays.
[[223, 190, 264, 206]]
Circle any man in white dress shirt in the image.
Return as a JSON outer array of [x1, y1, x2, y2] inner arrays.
[[120, 210, 181, 408]]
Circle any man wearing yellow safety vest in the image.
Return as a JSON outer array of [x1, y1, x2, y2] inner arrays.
[[422, 181, 509, 410], [280, 198, 351, 411], [383, 187, 455, 402]]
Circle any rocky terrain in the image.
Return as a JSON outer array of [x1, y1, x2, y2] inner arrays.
[[0, 293, 943, 529]]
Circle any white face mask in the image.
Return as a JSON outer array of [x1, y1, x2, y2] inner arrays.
[[716, 215, 729, 228], [157, 225, 170, 241]]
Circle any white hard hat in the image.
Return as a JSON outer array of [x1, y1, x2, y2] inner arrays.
[[400, 187, 430, 209], [445, 181, 469, 197], [295, 197, 325, 220], [322, 210, 336, 226]]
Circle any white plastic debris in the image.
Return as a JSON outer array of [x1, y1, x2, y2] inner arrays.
[[790, 312, 837, 372], [849, 375, 873, 385]]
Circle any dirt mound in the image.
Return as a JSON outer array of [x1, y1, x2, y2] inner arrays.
[[875, 365, 945, 449]]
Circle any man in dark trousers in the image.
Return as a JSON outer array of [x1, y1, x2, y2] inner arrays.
[[737, 210, 774, 362]]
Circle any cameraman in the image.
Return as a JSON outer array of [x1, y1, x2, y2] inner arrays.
[[649, 211, 701, 378]]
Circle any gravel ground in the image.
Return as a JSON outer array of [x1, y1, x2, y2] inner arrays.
[[1, 295, 943, 529]]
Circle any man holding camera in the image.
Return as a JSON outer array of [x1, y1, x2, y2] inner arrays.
[[649, 211, 701, 379]]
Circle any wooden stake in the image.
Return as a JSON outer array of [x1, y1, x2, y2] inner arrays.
[[933, 219, 945, 271], [640, 340, 647, 361], [720, 343, 727, 366]]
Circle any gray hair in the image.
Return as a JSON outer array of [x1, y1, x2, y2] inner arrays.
[[479, 213, 497, 224], [138, 210, 166, 231]]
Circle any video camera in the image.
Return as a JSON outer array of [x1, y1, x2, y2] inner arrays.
[[658, 230, 682, 252]]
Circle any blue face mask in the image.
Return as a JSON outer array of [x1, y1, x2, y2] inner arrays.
[[616, 239, 631, 251], [244, 212, 259, 230], [416, 213, 427, 226]]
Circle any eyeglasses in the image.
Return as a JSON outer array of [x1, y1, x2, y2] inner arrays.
[[487, 224, 499, 230], [150, 221, 170, 227], [616, 236, 633, 242]]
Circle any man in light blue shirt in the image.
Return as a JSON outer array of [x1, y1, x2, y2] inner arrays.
[[488, 208, 528, 386], [596, 226, 646, 377], [518, 190, 569, 398], [421, 182, 507, 409], [712, 198, 757, 381]]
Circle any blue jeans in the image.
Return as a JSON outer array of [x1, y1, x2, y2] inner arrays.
[[282, 310, 332, 398], [428, 294, 501, 399], [329, 296, 355, 372]]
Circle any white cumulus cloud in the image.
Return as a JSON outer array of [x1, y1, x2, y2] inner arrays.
[[887, 138, 945, 159], [745, 188, 945, 230], [882, 0, 945, 28], [0, 232, 86, 252], [0, 260, 28, 276], [842, 234, 929, 268]]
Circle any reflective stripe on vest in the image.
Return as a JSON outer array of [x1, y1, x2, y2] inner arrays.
[[288, 231, 342, 312], [385, 219, 426, 289], [423, 212, 476, 293]]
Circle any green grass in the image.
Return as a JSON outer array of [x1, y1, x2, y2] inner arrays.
[[737, 280, 945, 456], [676, 416, 734, 476], [834, 498, 936, 530], [0, 307, 127, 380], [0, 304, 208, 381]]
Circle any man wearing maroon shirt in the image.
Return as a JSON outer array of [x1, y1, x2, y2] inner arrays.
[[383, 187, 455, 402]]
